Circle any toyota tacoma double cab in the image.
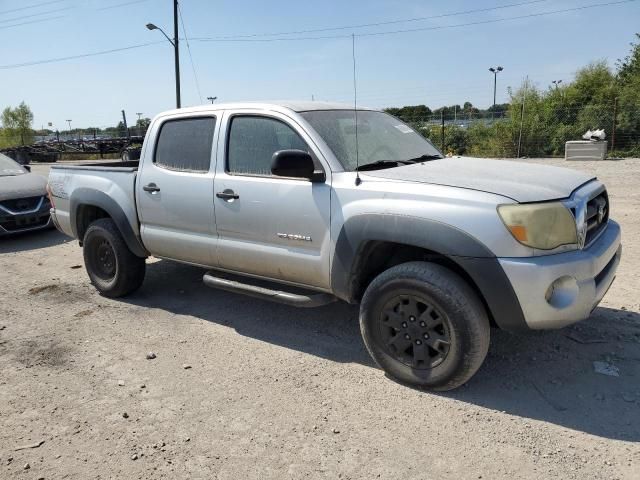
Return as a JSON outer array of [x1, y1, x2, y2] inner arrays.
[[47, 101, 622, 390]]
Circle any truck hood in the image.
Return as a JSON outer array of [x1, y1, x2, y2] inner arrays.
[[0, 172, 47, 202], [363, 157, 596, 202]]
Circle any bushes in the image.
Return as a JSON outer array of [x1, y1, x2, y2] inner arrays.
[[394, 35, 640, 158], [403, 66, 637, 158]]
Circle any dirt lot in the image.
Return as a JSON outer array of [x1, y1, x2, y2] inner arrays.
[[1, 158, 639, 479]]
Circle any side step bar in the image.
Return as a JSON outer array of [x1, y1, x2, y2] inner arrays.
[[203, 272, 337, 308]]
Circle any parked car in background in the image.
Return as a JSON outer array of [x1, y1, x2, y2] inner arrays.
[[0, 153, 52, 235]]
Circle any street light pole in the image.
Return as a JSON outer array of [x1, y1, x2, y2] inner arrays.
[[66, 119, 72, 139], [173, 0, 180, 108], [146, 0, 181, 109], [489, 66, 504, 114], [206, 96, 217, 104]]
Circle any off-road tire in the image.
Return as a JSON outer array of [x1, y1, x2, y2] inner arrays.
[[83, 218, 145, 297], [360, 261, 490, 391]]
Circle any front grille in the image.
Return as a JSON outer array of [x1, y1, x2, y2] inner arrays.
[[0, 196, 42, 213], [584, 190, 609, 246], [0, 213, 50, 232]]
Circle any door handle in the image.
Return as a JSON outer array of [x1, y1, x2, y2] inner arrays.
[[143, 183, 160, 193], [216, 189, 239, 200]]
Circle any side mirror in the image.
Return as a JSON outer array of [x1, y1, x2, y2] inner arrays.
[[271, 150, 323, 181], [23, 164, 31, 172]]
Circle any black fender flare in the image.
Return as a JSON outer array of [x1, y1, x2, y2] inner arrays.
[[331, 214, 528, 331], [69, 188, 148, 258]]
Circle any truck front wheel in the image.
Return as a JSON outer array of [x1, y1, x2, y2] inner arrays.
[[359, 261, 490, 391], [83, 218, 146, 297]]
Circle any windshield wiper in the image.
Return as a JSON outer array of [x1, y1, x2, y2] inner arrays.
[[404, 154, 443, 162], [355, 160, 414, 171], [356, 154, 443, 171]]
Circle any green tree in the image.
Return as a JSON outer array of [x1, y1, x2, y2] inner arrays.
[[616, 33, 640, 84], [1, 102, 34, 146], [615, 33, 640, 153], [135, 117, 151, 132]]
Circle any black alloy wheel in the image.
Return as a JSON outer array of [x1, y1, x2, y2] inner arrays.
[[359, 261, 490, 391], [90, 239, 117, 281], [380, 293, 451, 369], [82, 218, 146, 297]]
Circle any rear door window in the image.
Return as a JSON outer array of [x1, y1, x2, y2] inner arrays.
[[155, 117, 216, 172]]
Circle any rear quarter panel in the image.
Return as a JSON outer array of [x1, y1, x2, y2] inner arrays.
[[48, 166, 139, 240]]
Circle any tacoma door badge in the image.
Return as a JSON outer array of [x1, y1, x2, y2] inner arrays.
[[277, 233, 312, 242]]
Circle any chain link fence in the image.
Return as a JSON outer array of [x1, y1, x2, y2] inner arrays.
[[1, 103, 638, 159], [397, 102, 639, 158]]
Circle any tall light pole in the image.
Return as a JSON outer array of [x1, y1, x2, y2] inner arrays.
[[206, 96, 217, 104], [488, 66, 504, 114], [66, 119, 72, 139], [146, 0, 181, 108], [551, 79, 563, 90], [136, 112, 143, 121]]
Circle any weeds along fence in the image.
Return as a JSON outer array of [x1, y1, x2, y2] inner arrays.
[[397, 102, 640, 158]]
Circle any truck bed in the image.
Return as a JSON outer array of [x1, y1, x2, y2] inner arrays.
[[48, 160, 141, 243]]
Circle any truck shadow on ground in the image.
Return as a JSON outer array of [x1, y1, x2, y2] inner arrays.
[[0, 227, 68, 254], [127, 259, 640, 442]]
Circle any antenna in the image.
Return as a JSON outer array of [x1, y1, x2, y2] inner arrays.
[[352, 33, 361, 186]]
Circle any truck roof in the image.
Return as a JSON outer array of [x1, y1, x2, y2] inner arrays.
[[157, 100, 378, 116]]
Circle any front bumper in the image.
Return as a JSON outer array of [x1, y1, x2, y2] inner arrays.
[[498, 220, 621, 329]]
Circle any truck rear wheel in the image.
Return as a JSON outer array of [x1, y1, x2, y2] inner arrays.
[[83, 218, 145, 298], [359, 261, 490, 391]]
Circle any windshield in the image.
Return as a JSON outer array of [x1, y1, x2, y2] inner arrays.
[[0, 153, 26, 177], [300, 110, 442, 171]]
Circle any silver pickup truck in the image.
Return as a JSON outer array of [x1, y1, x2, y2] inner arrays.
[[48, 101, 622, 390]]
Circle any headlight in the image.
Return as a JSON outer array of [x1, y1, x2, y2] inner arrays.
[[497, 202, 577, 250]]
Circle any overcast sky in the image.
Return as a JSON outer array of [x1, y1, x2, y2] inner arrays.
[[1, 0, 638, 129]]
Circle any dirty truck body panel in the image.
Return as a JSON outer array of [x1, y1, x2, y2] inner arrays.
[[48, 101, 621, 334]]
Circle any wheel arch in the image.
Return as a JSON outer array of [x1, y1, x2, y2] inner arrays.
[[70, 188, 148, 258], [331, 214, 528, 331]]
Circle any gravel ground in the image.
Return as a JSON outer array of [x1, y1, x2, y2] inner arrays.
[[1, 158, 639, 479]]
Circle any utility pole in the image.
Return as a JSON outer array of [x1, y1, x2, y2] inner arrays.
[[611, 97, 618, 154], [517, 76, 528, 158], [440, 110, 445, 153], [136, 112, 143, 135], [173, 0, 181, 108]]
